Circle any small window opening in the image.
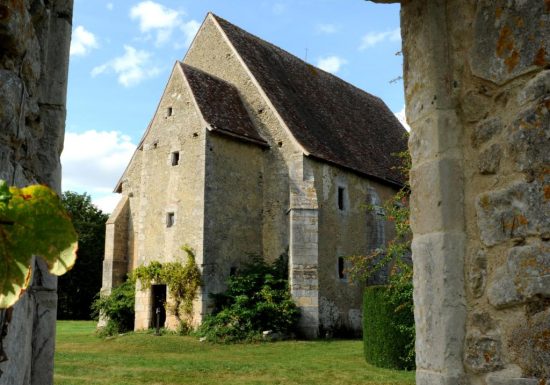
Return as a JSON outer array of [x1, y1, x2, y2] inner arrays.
[[152, 140, 158, 149], [277, 141, 283, 147], [338, 257, 346, 279], [338, 187, 345, 210], [171, 151, 180, 166], [166, 212, 175, 228], [166, 107, 173, 117], [229, 266, 237, 277]]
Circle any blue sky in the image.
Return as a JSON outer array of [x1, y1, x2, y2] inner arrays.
[[62, 0, 405, 213]]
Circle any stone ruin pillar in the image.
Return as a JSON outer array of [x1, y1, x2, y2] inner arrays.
[[373, 0, 548, 383], [0, 0, 73, 383], [399, 0, 549, 384]]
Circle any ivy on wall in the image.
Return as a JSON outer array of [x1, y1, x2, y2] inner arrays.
[[133, 246, 202, 330]]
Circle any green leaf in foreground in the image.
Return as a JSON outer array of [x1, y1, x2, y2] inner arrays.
[[0, 182, 78, 308]]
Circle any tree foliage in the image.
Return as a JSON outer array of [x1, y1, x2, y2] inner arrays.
[[0, 180, 78, 308], [57, 191, 108, 320]]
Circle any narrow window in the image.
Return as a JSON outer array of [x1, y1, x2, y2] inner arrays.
[[166, 212, 175, 228], [230, 266, 237, 277], [166, 107, 173, 117], [338, 187, 345, 210], [152, 140, 158, 149], [171, 151, 179, 166], [338, 257, 346, 279]]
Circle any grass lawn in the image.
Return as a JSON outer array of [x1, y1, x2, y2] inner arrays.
[[55, 321, 415, 385]]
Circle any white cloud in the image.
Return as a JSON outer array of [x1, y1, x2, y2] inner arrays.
[[129, 1, 200, 48], [316, 23, 338, 35], [394, 106, 411, 132], [70, 25, 98, 56], [317, 55, 348, 74], [106, 2, 113, 10], [179, 20, 201, 47], [129, 1, 199, 47], [93, 194, 122, 214], [91, 45, 161, 87], [359, 28, 401, 50], [61, 130, 136, 213]]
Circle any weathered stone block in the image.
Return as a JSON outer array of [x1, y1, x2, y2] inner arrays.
[[487, 265, 522, 308], [412, 231, 466, 372], [410, 159, 464, 235], [468, 250, 487, 298], [509, 308, 550, 378], [478, 143, 501, 175], [476, 181, 549, 246], [472, 117, 503, 148], [464, 332, 503, 373], [470, 0, 549, 85], [517, 70, 550, 106], [488, 242, 550, 308], [408, 110, 462, 166], [0, 0, 31, 58], [462, 89, 491, 123], [507, 100, 550, 175], [470, 311, 495, 334], [0, 69, 23, 139]]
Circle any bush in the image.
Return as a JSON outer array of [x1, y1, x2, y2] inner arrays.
[[363, 281, 414, 370], [196, 254, 299, 343], [91, 279, 135, 336]]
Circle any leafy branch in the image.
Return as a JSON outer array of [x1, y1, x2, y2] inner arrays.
[[0, 180, 78, 309]]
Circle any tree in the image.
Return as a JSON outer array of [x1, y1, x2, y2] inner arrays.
[[57, 192, 108, 320]]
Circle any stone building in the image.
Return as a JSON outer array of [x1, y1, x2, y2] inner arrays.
[[101, 13, 407, 338]]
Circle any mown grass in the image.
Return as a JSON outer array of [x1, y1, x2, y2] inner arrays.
[[55, 321, 415, 385]]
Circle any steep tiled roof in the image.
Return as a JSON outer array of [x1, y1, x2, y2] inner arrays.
[[180, 62, 268, 147], [212, 14, 408, 186]]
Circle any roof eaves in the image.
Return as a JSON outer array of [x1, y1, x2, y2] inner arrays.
[[206, 123, 270, 148], [306, 153, 405, 189]]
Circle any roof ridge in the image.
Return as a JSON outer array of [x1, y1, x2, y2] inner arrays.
[[209, 13, 385, 104]]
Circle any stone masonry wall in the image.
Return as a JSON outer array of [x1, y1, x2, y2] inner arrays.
[[396, 0, 549, 384], [0, 0, 73, 383], [133, 65, 207, 329], [308, 157, 397, 334], [203, 133, 264, 297], [184, 15, 321, 336]]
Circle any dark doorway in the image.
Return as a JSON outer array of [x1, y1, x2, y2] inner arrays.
[[151, 284, 166, 328]]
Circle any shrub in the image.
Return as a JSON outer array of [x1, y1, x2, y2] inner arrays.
[[363, 280, 414, 370], [196, 254, 299, 343], [91, 279, 135, 336], [363, 286, 400, 369]]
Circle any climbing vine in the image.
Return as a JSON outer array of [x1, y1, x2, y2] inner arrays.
[[133, 246, 201, 330], [0, 180, 78, 308]]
